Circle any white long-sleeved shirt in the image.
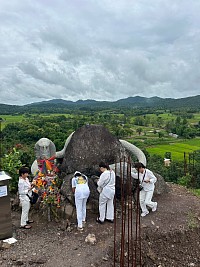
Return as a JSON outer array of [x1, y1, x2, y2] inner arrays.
[[131, 168, 157, 192], [97, 170, 115, 199], [18, 177, 32, 198]]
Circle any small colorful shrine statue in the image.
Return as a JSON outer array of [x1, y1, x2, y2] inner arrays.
[[32, 156, 61, 208], [32, 138, 61, 209], [33, 157, 60, 208]]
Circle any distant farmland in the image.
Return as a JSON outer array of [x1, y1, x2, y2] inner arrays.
[[147, 139, 200, 161], [0, 114, 24, 129]]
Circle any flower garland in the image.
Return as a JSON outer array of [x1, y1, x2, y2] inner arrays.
[[32, 157, 61, 208]]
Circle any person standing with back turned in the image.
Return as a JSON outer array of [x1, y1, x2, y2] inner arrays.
[[96, 162, 115, 224], [72, 171, 90, 231]]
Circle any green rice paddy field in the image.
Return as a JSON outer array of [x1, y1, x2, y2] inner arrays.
[[0, 115, 24, 129], [1, 114, 199, 162], [147, 139, 200, 161], [0, 114, 72, 129]]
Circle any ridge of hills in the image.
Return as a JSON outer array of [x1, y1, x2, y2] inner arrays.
[[0, 95, 200, 114]]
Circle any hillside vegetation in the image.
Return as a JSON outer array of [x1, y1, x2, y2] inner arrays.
[[0, 97, 200, 193], [0, 95, 200, 114]]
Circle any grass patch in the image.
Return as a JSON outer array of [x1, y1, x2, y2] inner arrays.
[[0, 114, 24, 129], [0, 113, 73, 129], [146, 139, 200, 161], [189, 113, 200, 123], [187, 210, 198, 229], [146, 113, 176, 121], [190, 188, 200, 197]]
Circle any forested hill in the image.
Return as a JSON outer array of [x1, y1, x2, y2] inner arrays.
[[0, 95, 200, 114]]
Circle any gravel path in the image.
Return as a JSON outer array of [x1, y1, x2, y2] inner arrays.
[[1, 183, 200, 267]]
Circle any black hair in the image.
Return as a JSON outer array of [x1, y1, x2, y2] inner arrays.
[[99, 161, 110, 170], [134, 162, 146, 169], [19, 167, 29, 176], [74, 172, 82, 177]]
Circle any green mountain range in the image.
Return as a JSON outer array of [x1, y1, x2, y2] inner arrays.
[[0, 95, 199, 114]]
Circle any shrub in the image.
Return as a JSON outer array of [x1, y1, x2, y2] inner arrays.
[[2, 148, 23, 193], [178, 174, 192, 187]]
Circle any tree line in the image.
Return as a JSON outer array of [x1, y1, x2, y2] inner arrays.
[[1, 109, 200, 193]]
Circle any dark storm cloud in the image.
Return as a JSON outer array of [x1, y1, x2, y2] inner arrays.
[[0, 0, 200, 104]]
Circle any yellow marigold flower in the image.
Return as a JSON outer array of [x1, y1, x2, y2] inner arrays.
[[49, 186, 54, 192]]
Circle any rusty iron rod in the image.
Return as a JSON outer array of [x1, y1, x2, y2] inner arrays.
[[114, 158, 142, 267], [134, 168, 141, 266], [127, 158, 131, 267], [120, 159, 125, 267], [122, 157, 127, 267], [113, 161, 117, 267], [130, 163, 134, 267]]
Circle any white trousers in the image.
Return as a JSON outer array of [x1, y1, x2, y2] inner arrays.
[[20, 197, 30, 226], [139, 190, 156, 213], [99, 193, 114, 222], [75, 197, 88, 228]]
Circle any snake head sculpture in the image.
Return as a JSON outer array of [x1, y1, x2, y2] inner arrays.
[[35, 138, 56, 160]]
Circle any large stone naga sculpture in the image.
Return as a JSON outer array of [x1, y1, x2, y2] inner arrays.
[[56, 134, 146, 166], [56, 125, 146, 175], [31, 125, 146, 175], [31, 125, 168, 217]]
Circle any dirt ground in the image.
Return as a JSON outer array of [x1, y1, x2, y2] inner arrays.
[[1, 183, 200, 267]]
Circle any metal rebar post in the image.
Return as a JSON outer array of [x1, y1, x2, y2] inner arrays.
[[114, 161, 117, 267], [114, 158, 142, 267], [127, 159, 130, 267], [134, 168, 141, 266], [122, 157, 127, 266], [0, 118, 3, 171], [120, 159, 125, 267]]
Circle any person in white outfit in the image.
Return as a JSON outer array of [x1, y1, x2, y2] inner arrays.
[[18, 167, 34, 229], [132, 162, 157, 217], [72, 171, 90, 231], [96, 162, 115, 224]]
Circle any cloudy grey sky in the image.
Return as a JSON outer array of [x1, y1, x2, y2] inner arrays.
[[0, 0, 200, 105]]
